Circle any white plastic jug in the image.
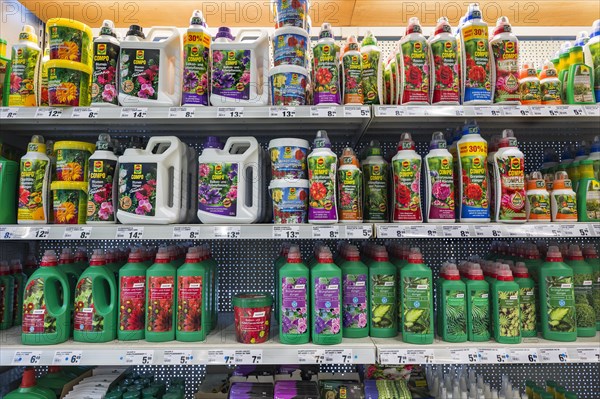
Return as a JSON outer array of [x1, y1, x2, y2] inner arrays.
[[118, 26, 182, 106], [210, 29, 269, 106], [197, 136, 265, 223], [117, 136, 185, 224]]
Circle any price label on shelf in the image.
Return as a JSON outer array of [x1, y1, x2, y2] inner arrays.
[[345, 225, 372, 239], [235, 350, 263, 364], [124, 350, 154, 365], [379, 349, 433, 364], [478, 348, 510, 364], [298, 349, 325, 364], [214, 226, 241, 239], [29, 227, 50, 239], [567, 106, 585, 116], [270, 106, 296, 118], [120, 107, 147, 118], [344, 106, 370, 117], [71, 107, 99, 119], [312, 226, 339, 239], [169, 107, 195, 118], [453, 107, 466, 116], [536, 224, 561, 237], [12, 351, 42, 365], [310, 106, 337, 117], [377, 225, 407, 238], [0, 107, 18, 118], [501, 106, 531, 116], [376, 106, 403, 117], [116, 226, 144, 239], [63, 226, 92, 239], [163, 350, 194, 365], [0, 227, 16, 239], [442, 225, 470, 237], [509, 348, 538, 363], [592, 224, 600, 236], [559, 224, 586, 237], [207, 350, 236, 364], [404, 106, 429, 116], [539, 348, 569, 363], [217, 107, 244, 118], [35, 107, 63, 118], [576, 348, 600, 362], [583, 104, 600, 116], [450, 348, 478, 364], [272, 225, 300, 239], [473, 106, 503, 116], [53, 350, 82, 365], [172, 226, 201, 239], [323, 349, 353, 364], [407, 225, 437, 237], [473, 225, 503, 237]]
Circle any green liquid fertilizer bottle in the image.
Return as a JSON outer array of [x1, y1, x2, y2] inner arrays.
[[279, 245, 310, 344], [369, 246, 397, 337], [400, 248, 433, 344], [118, 248, 147, 341], [37, 366, 74, 396], [73, 247, 89, 274], [491, 266, 521, 344], [582, 244, 600, 330], [340, 245, 369, 338], [105, 249, 121, 280], [512, 262, 537, 337], [145, 247, 177, 342], [311, 248, 343, 345], [22, 250, 70, 344], [539, 246, 577, 341], [465, 263, 490, 342], [0, 152, 17, 224], [565, 244, 596, 337], [73, 249, 117, 342], [11, 259, 26, 326], [274, 243, 291, 322], [5, 367, 55, 399], [0, 261, 15, 329], [58, 248, 79, 331], [176, 247, 210, 342], [438, 264, 467, 342]]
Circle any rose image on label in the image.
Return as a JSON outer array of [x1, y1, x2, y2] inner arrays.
[[491, 40, 519, 103], [313, 43, 341, 105], [198, 162, 238, 217], [371, 274, 395, 329], [431, 39, 460, 103], [182, 32, 210, 106], [118, 163, 158, 217], [392, 158, 422, 221], [74, 277, 104, 332], [18, 159, 48, 222], [92, 41, 119, 105], [462, 28, 492, 102], [401, 40, 430, 103], [271, 185, 308, 224], [177, 276, 203, 332], [22, 278, 55, 334], [119, 276, 145, 332], [308, 155, 337, 220], [281, 277, 307, 335], [274, 33, 308, 67], [496, 155, 526, 221], [343, 274, 367, 329], [314, 277, 341, 335], [87, 159, 116, 222], [270, 69, 308, 106], [459, 142, 489, 219], [427, 156, 455, 220], [147, 276, 174, 332], [274, 0, 308, 28], [234, 303, 271, 344], [403, 277, 432, 334], [119, 48, 159, 100], [211, 49, 251, 100]]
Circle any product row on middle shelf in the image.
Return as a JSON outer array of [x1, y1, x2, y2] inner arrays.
[[3, 121, 600, 226], [2, 4, 599, 108], [3, 238, 599, 346]]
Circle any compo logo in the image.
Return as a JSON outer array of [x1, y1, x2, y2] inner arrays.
[[510, 158, 521, 169], [402, 160, 410, 169], [228, 51, 235, 60], [97, 44, 106, 55], [414, 42, 422, 52], [133, 164, 142, 174], [136, 50, 144, 59], [473, 158, 481, 167], [191, 46, 199, 55], [94, 161, 103, 172], [373, 165, 380, 175], [23, 161, 32, 170], [445, 41, 452, 50], [505, 42, 515, 53]]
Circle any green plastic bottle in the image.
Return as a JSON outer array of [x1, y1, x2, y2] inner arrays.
[[369, 246, 397, 338], [399, 248, 433, 344], [576, 159, 600, 222], [176, 247, 210, 342], [465, 264, 491, 342], [0, 154, 18, 224], [439, 264, 467, 342], [311, 248, 342, 345], [118, 248, 147, 341], [539, 246, 577, 341], [565, 244, 596, 337], [582, 244, 600, 330], [23, 253, 38, 277], [278, 245, 310, 344], [58, 248, 79, 330], [4, 367, 56, 399], [0, 260, 15, 329], [566, 45, 596, 104], [145, 247, 177, 342], [512, 262, 537, 338], [274, 243, 291, 323], [37, 366, 73, 396], [22, 250, 71, 345], [73, 247, 89, 273], [491, 266, 521, 343], [73, 249, 117, 342], [105, 249, 121, 279], [11, 259, 26, 326], [340, 245, 369, 338], [565, 392, 578, 399]]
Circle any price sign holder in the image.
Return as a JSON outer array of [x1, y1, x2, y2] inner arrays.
[[124, 350, 154, 365], [169, 107, 195, 118], [509, 348, 538, 363], [234, 349, 263, 364], [12, 351, 42, 365], [172, 226, 201, 239], [35, 107, 63, 118], [0, 107, 18, 118], [53, 350, 82, 365], [477, 348, 510, 364], [270, 107, 296, 118], [120, 107, 148, 118], [323, 349, 353, 364], [345, 225, 372, 239], [208, 349, 236, 364], [217, 107, 244, 118], [344, 106, 370, 117], [63, 226, 92, 239], [298, 349, 325, 364], [443, 225, 470, 237], [310, 106, 337, 117], [474, 225, 504, 237], [273, 225, 300, 239], [451, 348, 478, 363], [214, 226, 241, 239], [539, 348, 569, 363], [163, 350, 194, 365], [29, 227, 50, 239], [312, 226, 340, 239], [116, 226, 144, 239]]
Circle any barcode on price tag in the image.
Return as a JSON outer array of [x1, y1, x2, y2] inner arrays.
[[478, 348, 510, 363], [29, 227, 50, 239], [324, 349, 353, 364], [583, 104, 600, 116], [408, 225, 437, 237], [0, 107, 18, 118], [539, 348, 569, 363], [404, 106, 428, 116], [12, 351, 42, 365], [576, 348, 599, 362], [53, 350, 82, 365], [172, 226, 201, 239], [120, 107, 147, 118], [559, 224, 580, 237], [124, 350, 154, 364], [592, 224, 600, 236], [377, 225, 407, 238], [217, 107, 244, 118], [473, 106, 503, 116], [273, 225, 300, 239], [345, 225, 372, 238], [208, 350, 236, 364], [63, 226, 92, 239], [379, 349, 433, 364], [502, 106, 531, 116], [312, 226, 339, 239], [509, 348, 538, 363], [451, 348, 478, 363], [310, 106, 337, 117], [376, 106, 403, 117], [35, 107, 63, 118], [270, 107, 296, 117], [344, 106, 370, 117], [116, 226, 144, 239], [474, 225, 504, 237], [443, 225, 470, 237], [169, 107, 195, 118], [537, 224, 560, 237], [235, 350, 263, 364], [163, 350, 193, 365], [298, 349, 325, 364], [214, 226, 241, 239], [71, 107, 98, 118]]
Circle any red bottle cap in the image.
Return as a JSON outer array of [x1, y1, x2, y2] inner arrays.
[[469, 267, 484, 280], [512, 262, 530, 278], [10, 259, 23, 273], [90, 249, 106, 266], [407, 247, 423, 264], [0, 261, 10, 275], [445, 267, 460, 280], [154, 247, 171, 264], [20, 367, 37, 388], [567, 244, 584, 261], [287, 246, 302, 263], [583, 244, 598, 259], [496, 268, 514, 281], [345, 246, 361, 261], [41, 250, 58, 267], [59, 248, 74, 264], [372, 246, 389, 262], [127, 248, 144, 263]]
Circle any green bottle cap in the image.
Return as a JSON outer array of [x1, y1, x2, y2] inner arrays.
[[546, 380, 557, 388], [541, 393, 553, 399], [556, 386, 566, 393], [565, 393, 577, 399], [105, 392, 123, 399]]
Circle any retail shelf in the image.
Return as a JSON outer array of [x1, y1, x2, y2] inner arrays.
[[0, 224, 374, 241]]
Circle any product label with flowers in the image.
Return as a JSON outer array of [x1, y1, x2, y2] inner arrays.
[[363, 163, 388, 221], [8, 45, 40, 106], [91, 41, 119, 105], [491, 39, 519, 103], [39, 62, 49, 106], [87, 159, 116, 222], [18, 157, 48, 222], [338, 167, 362, 221], [198, 162, 238, 217], [308, 155, 338, 221], [430, 39, 460, 104], [120, 48, 159, 100], [582, 180, 600, 221], [234, 298, 271, 344], [496, 154, 526, 221], [314, 277, 341, 335], [270, 145, 307, 180], [342, 52, 363, 104], [56, 149, 88, 182], [274, 0, 308, 27], [74, 277, 103, 332], [119, 276, 145, 332], [342, 274, 367, 329], [427, 155, 455, 220], [48, 66, 90, 106], [371, 274, 396, 329], [401, 39, 430, 104], [519, 78, 541, 105], [118, 163, 157, 217], [361, 50, 382, 104], [392, 158, 422, 222], [53, 187, 86, 224], [271, 186, 308, 224], [177, 276, 203, 332], [527, 190, 551, 221], [147, 276, 174, 333], [541, 73, 562, 104], [49, 25, 91, 64], [183, 32, 210, 106], [271, 70, 308, 106], [22, 278, 55, 334], [281, 276, 308, 335], [274, 33, 308, 67], [211, 49, 250, 100], [553, 192, 578, 221], [390, 59, 399, 104], [402, 277, 432, 334], [313, 42, 341, 105], [461, 25, 492, 102], [458, 142, 490, 219]]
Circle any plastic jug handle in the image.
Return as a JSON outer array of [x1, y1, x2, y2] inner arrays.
[[146, 136, 180, 153], [235, 29, 267, 43], [223, 137, 258, 154], [146, 26, 180, 42], [48, 275, 70, 315]]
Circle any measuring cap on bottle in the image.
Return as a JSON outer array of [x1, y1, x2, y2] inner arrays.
[[407, 247, 423, 264], [314, 130, 332, 148], [429, 132, 447, 150], [126, 24, 145, 39], [0, 261, 10, 275], [582, 244, 598, 258], [100, 20, 117, 37], [434, 17, 452, 35], [445, 266, 460, 280], [546, 246, 563, 261], [361, 30, 377, 47], [496, 267, 514, 281], [339, 147, 360, 167], [41, 250, 58, 266], [512, 262, 529, 278], [190, 10, 206, 26], [215, 26, 234, 41], [398, 132, 415, 151], [96, 133, 114, 151], [90, 249, 106, 265], [319, 22, 334, 39], [10, 259, 23, 273], [345, 246, 361, 261], [493, 16, 513, 35], [154, 246, 170, 263], [567, 244, 584, 260], [60, 247, 74, 263], [372, 246, 389, 261], [287, 245, 302, 263], [406, 17, 422, 35]]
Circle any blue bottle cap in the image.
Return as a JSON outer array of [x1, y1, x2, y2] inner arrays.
[[204, 136, 223, 149]]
